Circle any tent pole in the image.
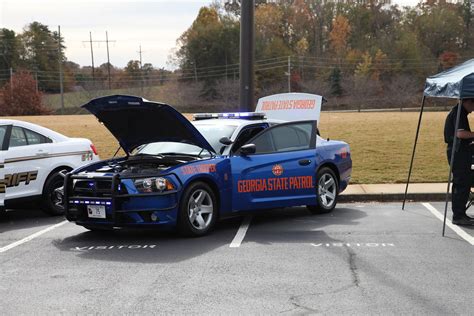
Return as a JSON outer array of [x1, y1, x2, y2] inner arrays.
[[442, 100, 463, 236], [402, 95, 426, 210]]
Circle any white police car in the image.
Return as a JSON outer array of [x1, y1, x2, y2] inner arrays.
[[0, 120, 100, 216]]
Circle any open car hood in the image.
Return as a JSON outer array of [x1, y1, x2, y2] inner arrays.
[[82, 95, 215, 154]]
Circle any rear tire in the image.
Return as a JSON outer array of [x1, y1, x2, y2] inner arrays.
[[178, 182, 217, 237], [307, 167, 339, 214], [42, 170, 68, 216]]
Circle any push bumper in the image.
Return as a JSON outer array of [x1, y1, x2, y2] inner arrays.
[[64, 173, 180, 227]]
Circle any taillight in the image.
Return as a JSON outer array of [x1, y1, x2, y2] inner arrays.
[[90, 144, 98, 155]]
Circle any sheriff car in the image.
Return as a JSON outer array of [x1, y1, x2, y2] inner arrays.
[[0, 120, 100, 216], [64, 95, 351, 236]]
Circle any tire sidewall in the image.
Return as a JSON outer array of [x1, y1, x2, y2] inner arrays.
[[42, 171, 66, 216], [316, 167, 339, 212], [178, 182, 217, 237]]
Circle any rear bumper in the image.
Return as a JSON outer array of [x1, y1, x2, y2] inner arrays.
[[339, 176, 351, 193]]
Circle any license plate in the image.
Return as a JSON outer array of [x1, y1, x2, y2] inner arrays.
[[87, 205, 106, 219]]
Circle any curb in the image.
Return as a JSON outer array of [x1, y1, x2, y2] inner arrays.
[[339, 193, 450, 203]]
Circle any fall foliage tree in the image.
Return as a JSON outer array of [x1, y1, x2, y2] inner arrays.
[[329, 15, 351, 59], [439, 51, 460, 69], [0, 71, 49, 116]]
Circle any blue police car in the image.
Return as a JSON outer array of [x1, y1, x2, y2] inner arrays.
[[64, 95, 352, 236]]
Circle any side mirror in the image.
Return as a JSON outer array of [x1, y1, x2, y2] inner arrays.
[[240, 144, 256, 156], [219, 136, 233, 146]]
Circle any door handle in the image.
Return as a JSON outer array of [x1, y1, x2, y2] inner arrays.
[[35, 151, 48, 157], [298, 159, 312, 166]]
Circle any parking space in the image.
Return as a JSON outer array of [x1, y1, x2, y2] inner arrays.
[[0, 202, 472, 314]]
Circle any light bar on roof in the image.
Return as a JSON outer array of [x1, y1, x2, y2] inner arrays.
[[193, 112, 266, 121]]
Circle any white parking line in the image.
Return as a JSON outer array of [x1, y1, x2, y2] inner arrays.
[[0, 220, 68, 253], [230, 216, 252, 248], [422, 203, 474, 246]]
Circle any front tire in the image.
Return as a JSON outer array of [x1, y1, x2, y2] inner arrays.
[[42, 170, 67, 216], [178, 182, 217, 237], [307, 167, 339, 214]]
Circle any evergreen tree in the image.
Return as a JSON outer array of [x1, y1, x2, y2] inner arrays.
[[329, 67, 342, 97]]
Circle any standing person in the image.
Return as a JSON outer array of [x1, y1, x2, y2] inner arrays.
[[444, 98, 474, 225]]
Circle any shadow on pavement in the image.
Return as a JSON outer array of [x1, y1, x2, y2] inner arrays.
[[247, 206, 366, 245], [0, 209, 64, 233], [52, 216, 242, 263], [51, 206, 366, 264]]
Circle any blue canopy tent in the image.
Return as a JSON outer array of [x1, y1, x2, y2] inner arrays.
[[403, 59, 474, 236]]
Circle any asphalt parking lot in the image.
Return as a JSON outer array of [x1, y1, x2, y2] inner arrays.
[[0, 202, 472, 314]]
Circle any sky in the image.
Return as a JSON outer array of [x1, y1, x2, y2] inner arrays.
[[0, 0, 420, 70]]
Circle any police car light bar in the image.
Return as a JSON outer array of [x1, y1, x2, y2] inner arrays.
[[193, 112, 266, 121]]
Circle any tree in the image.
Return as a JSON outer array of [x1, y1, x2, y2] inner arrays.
[[392, 28, 431, 76], [439, 51, 460, 69], [329, 15, 351, 59], [0, 29, 19, 75], [415, 5, 464, 57], [371, 49, 388, 81], [177, 7, 234, 100], [0, 71, 49, 115], [17, 22, 65, 92], [177, 7, 223, 71], [355, 52, 372, 78], [125, 60, 141, 86], [329, 67, 343, 96], [256, 37, 291, 87], [255, 4, 284, 46], [460, 0, 473, 49]]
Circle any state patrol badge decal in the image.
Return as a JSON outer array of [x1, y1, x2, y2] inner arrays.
[[272, 164, 284, 176]]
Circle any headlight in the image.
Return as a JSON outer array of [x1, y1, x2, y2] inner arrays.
[[134, 177, 175, 193], [155, 178, 167, 191]]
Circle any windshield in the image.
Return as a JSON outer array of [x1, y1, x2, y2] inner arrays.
[[136, 124, 236, 156], [0, 126, 7, 149]]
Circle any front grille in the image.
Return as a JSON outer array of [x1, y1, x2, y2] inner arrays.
[[73, 179, 127, 197]]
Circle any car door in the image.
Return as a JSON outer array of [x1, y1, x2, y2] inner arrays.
[[230, 120, 317, 211], [3, 125, 53, 201], [229, 123, 268, 155], [0, 125, 8, 208]]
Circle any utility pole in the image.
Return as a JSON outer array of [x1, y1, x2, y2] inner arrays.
[[193, 61, 198, 83], [106, 31, 111, 90], [83, 32, 116, 88], [58, 25, 65, 114], [288, 56, 291, 93], [240, 0, 255, 112], [138, 45, 144, 92], [35, 72, 38, 93], [89, 32, 95, 82], [138, 45, 143, 68], [9, 67, 13, 93]]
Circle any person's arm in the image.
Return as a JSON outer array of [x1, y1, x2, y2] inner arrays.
[[456, 130, 474, 139]]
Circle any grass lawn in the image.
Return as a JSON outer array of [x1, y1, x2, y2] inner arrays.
[[4, 111, 470, 184]]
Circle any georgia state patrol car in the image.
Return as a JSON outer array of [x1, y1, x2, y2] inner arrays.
[[0, 120, 100, 215], [64, 95, 351, 236]]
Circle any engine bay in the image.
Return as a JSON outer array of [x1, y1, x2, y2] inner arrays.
[[94, 154, 198, 175]]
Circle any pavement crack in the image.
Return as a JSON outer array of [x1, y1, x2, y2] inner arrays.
[[346, 246, 360, 288], [288, 295, 320, 314]]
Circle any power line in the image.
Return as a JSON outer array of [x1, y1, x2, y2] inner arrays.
[[82, 32, 116, 84]]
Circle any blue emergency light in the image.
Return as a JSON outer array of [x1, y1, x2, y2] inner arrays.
[[193, 112, 266, 121]]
